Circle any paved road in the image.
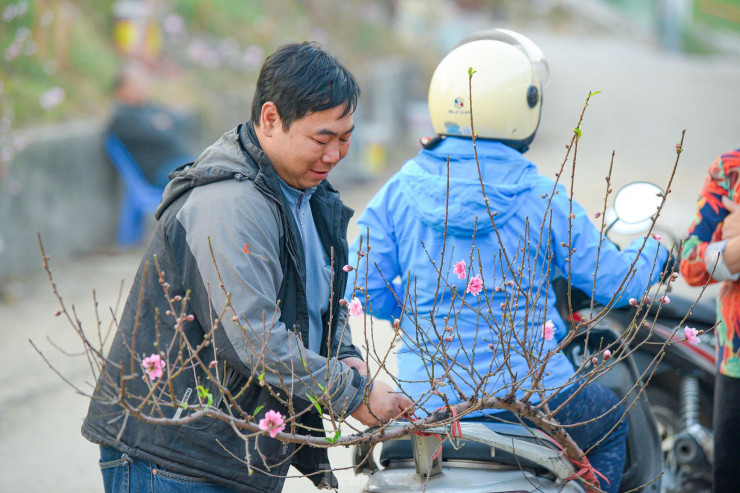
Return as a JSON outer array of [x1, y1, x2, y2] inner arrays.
[[2, 23, 740, 493]]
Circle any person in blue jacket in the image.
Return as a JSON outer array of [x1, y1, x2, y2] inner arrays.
[[346, 29, 669, 493]]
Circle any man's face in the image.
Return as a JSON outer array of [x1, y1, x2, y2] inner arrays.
[[263, 104, 355, 190]]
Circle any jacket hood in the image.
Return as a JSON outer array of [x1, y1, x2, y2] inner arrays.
[[398, 137, 538, 235], [155, 123, 262, 218]]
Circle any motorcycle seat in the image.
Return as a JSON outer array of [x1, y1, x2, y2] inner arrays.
[[379, 421, 559, 473]]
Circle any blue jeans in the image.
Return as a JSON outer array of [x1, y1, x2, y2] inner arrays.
[[99, 446, 238, 492], [476, 382, 627, 493]]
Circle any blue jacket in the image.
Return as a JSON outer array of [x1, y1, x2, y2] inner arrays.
[[347, 137, 668, 416]]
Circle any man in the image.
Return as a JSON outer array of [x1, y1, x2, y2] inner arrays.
[[345, 30, 669, 493], [680, 148, 740, 493], [108, 61, 196, 188], [82, 42, 412, 493]]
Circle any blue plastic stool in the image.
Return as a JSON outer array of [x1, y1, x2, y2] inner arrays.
[[103, 133, 164, 247]]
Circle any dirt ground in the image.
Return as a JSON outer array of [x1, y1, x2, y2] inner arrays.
[[2, 23, 740, 493]]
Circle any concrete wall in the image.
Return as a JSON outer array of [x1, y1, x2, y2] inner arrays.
[[0, 119, 119, 284]]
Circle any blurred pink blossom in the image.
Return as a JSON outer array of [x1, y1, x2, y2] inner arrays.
[[258, 410, 286, 438], [684, 326, 700, 345], [453, 260, 466, 279], [162, 13, 185, 35], [39, 86, 65, 110], [4, 26, 29, 61], [348, 297, 363, 318], [142, 353, 165, 380], [243, 44, 265, 70], [543, 320, 555, 341], [466, 275, 483, 296]]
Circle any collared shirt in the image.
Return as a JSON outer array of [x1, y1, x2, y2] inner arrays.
[[277, 178, 331, 353]]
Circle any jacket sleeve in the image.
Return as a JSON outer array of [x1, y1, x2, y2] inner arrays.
[[345, 180, 405, 323], [548, 183, 669, 307], [680, 152, 737, 286], [176, 179, 367, 416]]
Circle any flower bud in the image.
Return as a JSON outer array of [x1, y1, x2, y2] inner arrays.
[[342, 265, 354, 272], [603, 349, 612, 361]]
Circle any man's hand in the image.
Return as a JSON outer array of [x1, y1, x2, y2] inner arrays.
[[350, 381, 414, 427], [721, 196, 740, 240], [340, 356, 367, 375]]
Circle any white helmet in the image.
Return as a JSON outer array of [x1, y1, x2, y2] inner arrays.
[[428, 29, 549, 152]]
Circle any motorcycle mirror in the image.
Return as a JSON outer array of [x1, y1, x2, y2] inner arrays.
[[604, 182, 663, 236]]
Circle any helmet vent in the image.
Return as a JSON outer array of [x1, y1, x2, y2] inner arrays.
[[527, 85, 539, 108]]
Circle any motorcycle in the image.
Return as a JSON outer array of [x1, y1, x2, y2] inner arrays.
[[352, 182, 716, 493]]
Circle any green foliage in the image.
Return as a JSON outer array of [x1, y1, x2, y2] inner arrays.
[[305, 392, 322, 414], [196, 385, 214, 409], [325, 429, 341, 443], [0, 0, 119, 127], [175, 0, 270, 38], [0, 0, 400, 134]]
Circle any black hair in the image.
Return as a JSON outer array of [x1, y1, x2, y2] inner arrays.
[[250, 41, 360, 130]]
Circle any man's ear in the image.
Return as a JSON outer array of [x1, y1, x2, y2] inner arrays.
[[259, 102, 281, 136]]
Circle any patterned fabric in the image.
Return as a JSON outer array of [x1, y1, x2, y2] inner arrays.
[[680, 149, 740, 377]]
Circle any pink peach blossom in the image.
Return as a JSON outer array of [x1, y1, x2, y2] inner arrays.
[[142, 354, 165, 380], [543, 320, 555, 341], [453, 260, 466, 280], [684, 326, 700, 345], [466, 275, 483, 296], [258, 410, 286, 438], [348, 297, 363, 318]]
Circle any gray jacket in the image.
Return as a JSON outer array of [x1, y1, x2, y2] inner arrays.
[[82, 122, 367, 492]]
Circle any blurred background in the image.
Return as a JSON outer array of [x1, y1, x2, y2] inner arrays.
[[1, 0, 740, 491]]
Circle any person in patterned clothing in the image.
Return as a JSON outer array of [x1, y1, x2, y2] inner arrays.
[[680, 148, 740, 493]]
